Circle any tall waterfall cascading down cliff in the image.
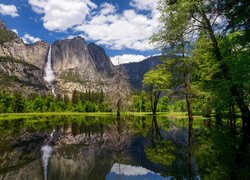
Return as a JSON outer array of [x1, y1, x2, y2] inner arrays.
[[44, 45, 56, 95]]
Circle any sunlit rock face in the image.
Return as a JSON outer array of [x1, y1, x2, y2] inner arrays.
[[0, 19, 49, 94], [51, 37, 117, 94], [0, 19, 128, 95], [0, 35, 49, 70]]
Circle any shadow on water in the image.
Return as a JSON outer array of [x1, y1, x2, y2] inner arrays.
[[0, 115, 249, 179]]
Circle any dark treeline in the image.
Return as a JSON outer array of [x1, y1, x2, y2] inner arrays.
[[0, 89, 109, 113]]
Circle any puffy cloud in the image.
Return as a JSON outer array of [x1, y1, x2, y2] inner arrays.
[[0, 4, 19, 17], [22, 33, 41, 44], [100, 2, 116, 15], [75, 1, 160, 51], [130, 0, 158, 12], [110, 54, 147, 65], [28, 0, 161, 51], [28, 0, 97, 31]]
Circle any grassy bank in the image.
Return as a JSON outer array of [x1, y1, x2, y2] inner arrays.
[[0, 111, 206, 121]]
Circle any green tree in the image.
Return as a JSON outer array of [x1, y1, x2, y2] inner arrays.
[[153, 0, 249, 131], [143, 66, 170, 115], [72, 89, 79, 105], [13, 92, 25, 113]]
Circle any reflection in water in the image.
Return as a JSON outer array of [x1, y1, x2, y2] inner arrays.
[[41, 145, 53, 180], [107, 163, 171, 179], [0, 115, 249, 179], [41, 129, 55, 180]]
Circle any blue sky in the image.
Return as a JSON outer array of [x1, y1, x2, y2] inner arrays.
[[0, 0, 161, 64]]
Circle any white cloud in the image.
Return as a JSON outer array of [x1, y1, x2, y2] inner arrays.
[[100, 2, 116, 15], [66, 34, 87, 40], [130, 0, 158, 12], [28, 0, 97, 31], [111, 53, 162, 65], [75, 1, 160, 51], [22, 33, 41, 44], [28, 0, 161, 51], [111, 54, 147, 65], [11, 29, 18, 35], [0, 4, 19, 17]]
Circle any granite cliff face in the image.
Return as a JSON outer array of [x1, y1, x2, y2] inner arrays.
[[122, 56, 162, 89], [51, 37, 116, 94], [0, 19, 49, 70], [0, 19, 118, 95], [0, 20, 48, 94], [88, 43, 114, 75]]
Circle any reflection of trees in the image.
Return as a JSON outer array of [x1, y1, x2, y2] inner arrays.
[[106, 116, 132, 153], [150, 116, 162, 144], [145, 140, 175, 167], [145, 116, 175, 167], [144, 116, 199, 179], [195, 126, 237, 179]]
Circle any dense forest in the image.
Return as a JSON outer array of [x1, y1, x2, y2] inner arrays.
[[0, 90, 107, 113]]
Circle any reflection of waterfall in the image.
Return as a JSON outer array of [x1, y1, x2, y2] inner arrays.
[[50, 129, 55, 141], [41, 130, 55, 180], [41, 145, 53, 180], [44, 45, 56, 96]]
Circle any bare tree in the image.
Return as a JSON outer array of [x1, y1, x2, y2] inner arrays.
[[107, 59, 131, 116]]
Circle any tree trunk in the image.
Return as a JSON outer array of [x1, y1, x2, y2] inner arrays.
[[184, 78, 193, 147], [200, 8, 250, 133], [117, 99, 121, 117]]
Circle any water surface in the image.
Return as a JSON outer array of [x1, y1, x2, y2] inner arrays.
[[0, 114, 248, 179]]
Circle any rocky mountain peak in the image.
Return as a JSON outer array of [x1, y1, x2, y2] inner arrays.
[[88, 43, 115, 75], [52, 36, 93, 72]]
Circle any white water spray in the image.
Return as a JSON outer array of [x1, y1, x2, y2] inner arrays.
[[44, 45, 56, 96]]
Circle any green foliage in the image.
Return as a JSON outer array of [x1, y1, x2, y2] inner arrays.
[[131, 91, 150, 112], [168, 100, 186, 112], [59, 69, 88, 84], [0, 30, 15, 44], [0, 89, 109, 113], [195, 126, 238, 179], [143, 65, 171, 114], [13, 92, 25, 113], [143, 66, 171, 91]]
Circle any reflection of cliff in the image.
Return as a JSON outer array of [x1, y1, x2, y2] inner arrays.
[[0, 132, 46, 180], [47, 123, 108, 179], [0, 116, 143, 180], [48, 119, 133, 179], [0, 160, 43, 180]]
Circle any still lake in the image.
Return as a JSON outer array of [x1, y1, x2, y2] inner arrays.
[[0, 114, 249, 180]]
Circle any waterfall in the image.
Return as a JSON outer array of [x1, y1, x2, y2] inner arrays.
[[44, 45, 56, 96]]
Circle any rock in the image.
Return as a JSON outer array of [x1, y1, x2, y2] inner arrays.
[[0, 18, 129, 95], [88, 43, 115, 75], [0, 38, 49, 70], [122, 56, 162, 89], [52, 37, 118, 94]]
